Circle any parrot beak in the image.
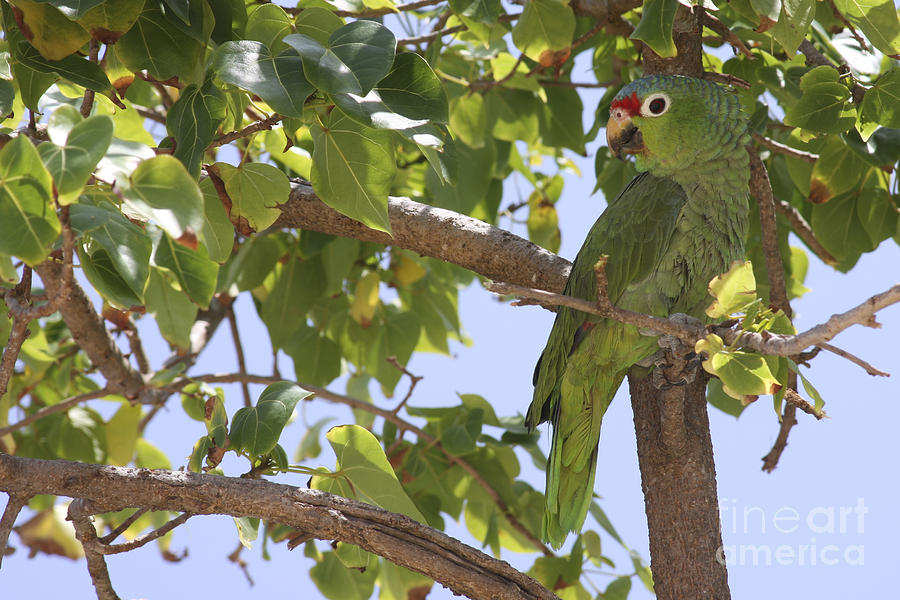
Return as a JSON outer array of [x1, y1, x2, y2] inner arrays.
[[606, 115, 644, 159]]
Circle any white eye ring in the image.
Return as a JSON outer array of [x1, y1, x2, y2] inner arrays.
[[641, 92, 670, 117]]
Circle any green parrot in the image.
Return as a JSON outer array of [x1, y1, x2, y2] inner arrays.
[[527, 75, 750, 548]]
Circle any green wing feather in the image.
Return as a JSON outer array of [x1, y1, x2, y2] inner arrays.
[[528, 172, 688, 548]]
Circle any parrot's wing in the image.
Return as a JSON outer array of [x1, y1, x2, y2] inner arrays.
[[528, 172, 687, 428]]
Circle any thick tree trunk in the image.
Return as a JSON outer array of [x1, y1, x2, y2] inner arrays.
[[628, 368, 730, 600]]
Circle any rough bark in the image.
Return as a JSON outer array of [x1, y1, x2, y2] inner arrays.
[[628, 371, 730, 600], [276, 182, 571, 293], [0, 454, 556, 600]]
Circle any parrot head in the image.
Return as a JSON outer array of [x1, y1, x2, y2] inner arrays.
[[607, 75, 747, 179]]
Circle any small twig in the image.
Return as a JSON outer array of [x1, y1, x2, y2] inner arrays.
[[702, 72, 751, 89], [783, 388, 827, 420], [125, 328, 152, 375], [488, 280, 702, 342], [773, 199, 838, 267], [703, 12, 754, 59], [80, 40, 100, 117], [99, 507, 149, 544], [387, 356, 423, 415], [816, 342, 889, 377], [101, 513, 192, 555], [0, 493, 29, 567], [211, 113, 283, 149], [752, 133, 818, 164], [399, 13, 520, 45], [224, 301, 252, 407], [761, 396, 797, 473], [334, 0, 444, 18], [748, 148, 792, 318], [67, 500, 121, 600], [537, 79, 617, 88], [227, 542, 255, 586], [0, 388, 111, 439], [132, 105, 167, 125], [826, 0, 869, 52]]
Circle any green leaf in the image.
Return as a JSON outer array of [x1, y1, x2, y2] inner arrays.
[[710, 351, 781, 399], [707, 377, 748, 417], [540, 85, 585, 154], [860, 68, 900, 129], [76, 0, 146, 43], [0, 135, 58, 265], [9, 62, 56, 111], [604, 576, 633, 600], [143, 267, 198, 349], [198, 178, 234, 263], [750, 0, 782, 21], [630, 0, 678, 58], [313, 424, 427, 522], [284, 324, 342, 387], [283, 20, 396, 96], [449, 0, 501, 25], [310, 109, 395, 233], [809, 135, 869, 203], [321, 236, 359, 296], [294, 6, 343, 45], [783, 66, 856, 134], [705, 261, 757, 318], [449, 93, 487, 149], [104, 401, 141, 466], [810, 194, 870, 271], [309, 551, 376, 600], [378, 560, 433, 600], [771, 0, 815, 55], [127, 155, 205, 240], [79, 244, 143, 308], [11, 33, 115, 96], [377, 52, 449, 123], [115, 2, 206, 83], [260, 249, 326, 348], [234, 516, 259, 548], [511, 0, 575, 63], [166, 79, 227, 177], [831, 0, 900, 56], [245, 2, 293, 53], [211, 41, 314, 118], [213, 162, 287, 231], [33, 0, 106, 19], [229, 381, 311, 457], [135, 438, 171, 469], [7, 0, 89, 61], [221, 233, 286, 293], [37, 108, 113, 204], [295, 416, 336, 461], [69, 200, 152, 299], [485, 88, 541, 143], [153, 230, 218, 308]]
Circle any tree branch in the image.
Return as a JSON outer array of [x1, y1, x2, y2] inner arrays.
[[0, 454, 557, 600], [773, 198, 838, 267], [274, 181, 571, 294], [752, 133, 818, 164], [0, 492, 29, 567], [67, 499, 120, 600]]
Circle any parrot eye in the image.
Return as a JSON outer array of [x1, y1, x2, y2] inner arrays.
[[641, 93, 670, 117]]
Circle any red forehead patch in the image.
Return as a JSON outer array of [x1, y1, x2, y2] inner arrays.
[[610, 91, 641, 117]]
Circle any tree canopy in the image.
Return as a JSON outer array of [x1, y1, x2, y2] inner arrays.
[[0, 0, 898, 599]]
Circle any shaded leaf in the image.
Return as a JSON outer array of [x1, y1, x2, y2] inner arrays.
[[229, 381, 311, 456]]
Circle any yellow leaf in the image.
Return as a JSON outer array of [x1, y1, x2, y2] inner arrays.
[[10, 0, 90, 61], [350, 271, 380, 327]]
